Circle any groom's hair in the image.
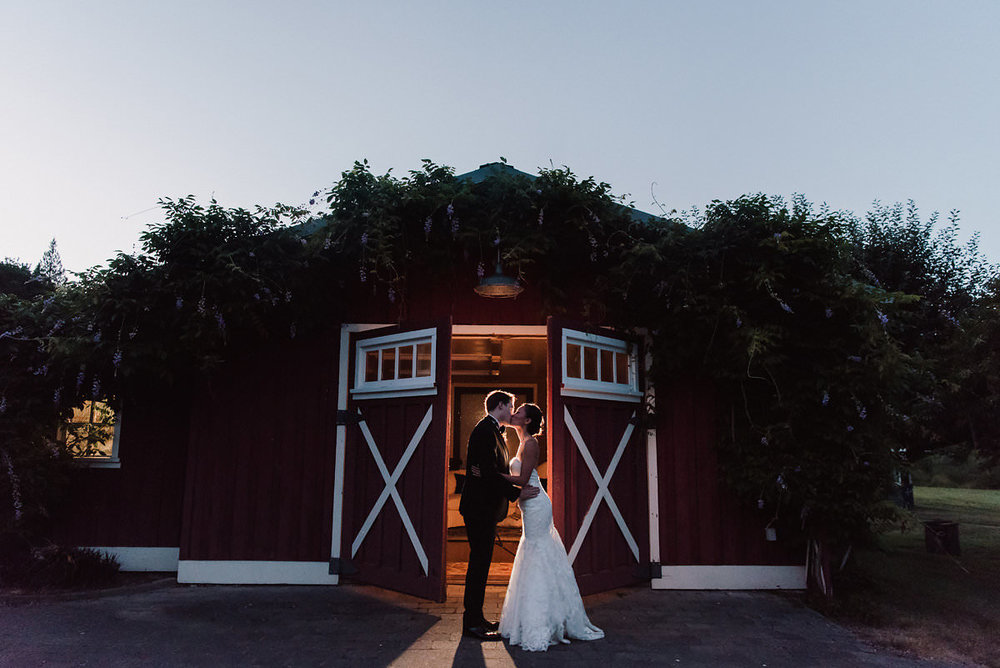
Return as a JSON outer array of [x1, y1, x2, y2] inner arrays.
[[484, 390, 514, 413]]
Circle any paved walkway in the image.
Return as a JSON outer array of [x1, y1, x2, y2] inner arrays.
[[0, 581, 950, 667]]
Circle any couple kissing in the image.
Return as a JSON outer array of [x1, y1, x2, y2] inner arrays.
[[458, 390, 604, 651]]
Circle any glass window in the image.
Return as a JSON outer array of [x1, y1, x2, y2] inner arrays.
[[615, 352, 629, 384], [566, 343, 582, 379], [583, 346, 598, 381], [62, 400, 117, 460], [561, 327, 641, 403], [381, 347, 396, 381], [365, 350, 379, 382], [353, 327, 437, 398], [416, 342, 432, 377], [600, 348, 614, 383], [398, 345, 414, 379]]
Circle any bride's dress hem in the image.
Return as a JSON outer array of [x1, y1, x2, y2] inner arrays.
[[498, 458, 604, 652]]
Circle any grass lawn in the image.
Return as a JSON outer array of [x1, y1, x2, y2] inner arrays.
[[821, 487, 1000, 667]]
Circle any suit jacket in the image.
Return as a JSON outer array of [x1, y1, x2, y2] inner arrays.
[[459, 416, 522, 524]]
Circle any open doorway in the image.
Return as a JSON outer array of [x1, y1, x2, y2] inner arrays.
[[445, 332, 548, 585]]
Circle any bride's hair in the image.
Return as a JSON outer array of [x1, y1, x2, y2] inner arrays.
[[522, 403, 544, 436]]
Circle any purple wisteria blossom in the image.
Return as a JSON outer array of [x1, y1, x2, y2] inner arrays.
[[424, 217, 433, 239], [821, 391, 830, 406], [825, 308, 833, 318]]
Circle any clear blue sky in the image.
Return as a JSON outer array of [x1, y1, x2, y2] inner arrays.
[[2, 1, 998, 271]]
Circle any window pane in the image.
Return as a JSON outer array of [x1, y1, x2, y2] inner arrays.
[[566, 343, 581, 379], [600, 348, 614, 383], [381, 348, 396, 381], [615, 352, 629, 384], [365, 350, 379, 382], [398, 345, 414, 379], [64, 400, 115, 458], [416, 342, 432, 377], [583, 346, 598, 381]]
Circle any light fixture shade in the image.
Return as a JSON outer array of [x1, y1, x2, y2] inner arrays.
[[474, 263, 524, 299]]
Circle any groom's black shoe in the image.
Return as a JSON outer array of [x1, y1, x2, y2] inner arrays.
[[481, 619, 499, 632], [463, 625, 502, 641]]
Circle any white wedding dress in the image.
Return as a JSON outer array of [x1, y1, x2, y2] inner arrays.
[[499, 457, 605, 651]]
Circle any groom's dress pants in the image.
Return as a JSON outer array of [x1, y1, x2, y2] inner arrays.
[[463, 516, 497, 627]]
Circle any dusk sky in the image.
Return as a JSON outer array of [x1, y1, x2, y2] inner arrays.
[[2, 1, 998, 272]]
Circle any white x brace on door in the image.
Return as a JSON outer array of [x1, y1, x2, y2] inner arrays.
[[564, 406, 641, 564], [350, 405, 434, 575]]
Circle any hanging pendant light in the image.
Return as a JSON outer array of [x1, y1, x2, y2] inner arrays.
[[474, 261, 524, 298]]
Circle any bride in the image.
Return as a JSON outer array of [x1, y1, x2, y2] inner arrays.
[[497, 403, 604, 651]]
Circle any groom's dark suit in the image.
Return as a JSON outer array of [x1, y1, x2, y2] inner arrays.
[[459, 415, 522, 629]]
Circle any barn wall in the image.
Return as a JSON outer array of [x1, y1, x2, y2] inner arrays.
[[179, 335, 340, 562], [656, 380, 802, 566], [51, 387, 190, 549], [342, 272, 549, 326]]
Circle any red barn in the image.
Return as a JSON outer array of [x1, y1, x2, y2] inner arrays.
[[51, 163, 805, 601]]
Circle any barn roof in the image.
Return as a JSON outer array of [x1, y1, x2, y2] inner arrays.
[[292, 161, 663, 237], [456, 161, 663, 224]]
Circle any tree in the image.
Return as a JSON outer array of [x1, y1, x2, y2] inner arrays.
[[847, 202, 999, 463], [34, 239, 66, 287]]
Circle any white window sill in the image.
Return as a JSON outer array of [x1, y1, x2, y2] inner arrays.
[[75, 458, 121, 469], [349, 386, 438, 401]]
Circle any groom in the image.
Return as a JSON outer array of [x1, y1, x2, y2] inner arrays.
[[459, 389, 539, 641]]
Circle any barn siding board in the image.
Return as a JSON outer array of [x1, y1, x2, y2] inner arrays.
[[694, 383, 721, 564]]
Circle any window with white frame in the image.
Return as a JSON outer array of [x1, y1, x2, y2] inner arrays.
[[352, 327, 437, 398], [59, 400, 122, 468], [561, 328, 642, 402]]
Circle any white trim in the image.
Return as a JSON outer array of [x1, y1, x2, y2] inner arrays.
[[565, 407, 640, 564], [561, 387, 642, 403], [351, 406, 434, 575], [78, 459, 121, 469], [349, 387, 438, 400], [353, 327, 437, 397], [561, 328, 643, 402], [177, 560, 338, 585], [643, 330, 660, 568], [87, 547, 179, 572], [452, 325, 547, 336], [651, 565, 807, 590], [331, 323, 390, 585]]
